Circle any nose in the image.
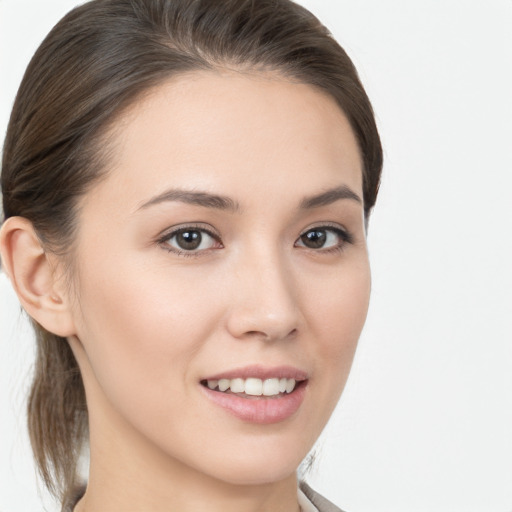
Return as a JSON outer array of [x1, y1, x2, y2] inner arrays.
[[225, 250, 301, 342]]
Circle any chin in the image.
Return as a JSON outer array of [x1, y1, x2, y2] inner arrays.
[[187, 434, 310, 487], [209, 461, 299, 487]]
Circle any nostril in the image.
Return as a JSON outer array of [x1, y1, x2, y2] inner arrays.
[[225, 298, 301, 341], [243, 327, 298, 341]]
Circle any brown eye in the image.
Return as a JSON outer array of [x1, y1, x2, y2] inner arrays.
[[162, 227, 220, 254], [300, 229, 327, 249], [295, 226, 351, 251], [175, 230, 203, 250]]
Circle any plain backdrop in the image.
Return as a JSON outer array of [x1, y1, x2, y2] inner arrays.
[[1, 1, 511, 511]]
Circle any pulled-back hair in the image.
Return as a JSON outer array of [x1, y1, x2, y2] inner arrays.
[[1, 0, 382, 507]]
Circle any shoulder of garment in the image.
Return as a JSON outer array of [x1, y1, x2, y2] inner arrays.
[[300, 481, 347, 512]]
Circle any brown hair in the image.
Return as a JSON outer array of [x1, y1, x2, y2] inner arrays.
[[1, 0, 382, 506]]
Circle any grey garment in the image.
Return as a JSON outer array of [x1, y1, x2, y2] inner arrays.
[[300, 482, 346, 512]]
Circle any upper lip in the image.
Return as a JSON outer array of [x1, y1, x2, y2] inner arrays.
[[202, 365, 308, 382]]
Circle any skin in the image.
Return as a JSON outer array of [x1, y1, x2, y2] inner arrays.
[[0, 71, 370, 512]]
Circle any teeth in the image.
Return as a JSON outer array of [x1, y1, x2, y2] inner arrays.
[[263, 378, 280, 396], [205, 377, 298, 396], [218, 379, 230, 392], [230, 378, 244, 393], [285, 378, 296, 393], [245, 378, 263, 396]]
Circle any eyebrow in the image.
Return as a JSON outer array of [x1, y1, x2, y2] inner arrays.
[[299, 185, 362, 209], [137, 184, 362, 213], [137, 189, 241, 213]]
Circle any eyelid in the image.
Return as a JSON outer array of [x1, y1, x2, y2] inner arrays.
[[157, 222, 221, 240], [156, 223, 223, 256], [298, 222, 351, 238], [295, 222, 354, 250]]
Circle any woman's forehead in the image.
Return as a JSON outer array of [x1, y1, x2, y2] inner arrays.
[[82, 71, 363, 216]]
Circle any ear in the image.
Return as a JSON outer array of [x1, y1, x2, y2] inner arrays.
[[0, 216, 76, 337]]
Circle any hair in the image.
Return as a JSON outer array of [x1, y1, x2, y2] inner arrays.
[[1, 0, 382, 507]]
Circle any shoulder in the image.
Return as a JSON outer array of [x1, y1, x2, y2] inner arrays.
[[299, 482, 347, 512]]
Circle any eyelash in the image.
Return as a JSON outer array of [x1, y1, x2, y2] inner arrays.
[[297, 223, 354, 255], [157, 224, 222, 258], [157, 223, 353, 258]]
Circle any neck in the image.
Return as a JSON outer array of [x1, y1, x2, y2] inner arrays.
[[77, 471, 299, 512], [77, 450, 299, 512]]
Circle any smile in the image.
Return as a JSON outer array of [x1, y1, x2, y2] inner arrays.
[[203, 377, 297, 397], [200, 366, 308, 424]]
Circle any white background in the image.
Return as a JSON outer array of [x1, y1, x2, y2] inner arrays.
[[1, 1, 511, 511]]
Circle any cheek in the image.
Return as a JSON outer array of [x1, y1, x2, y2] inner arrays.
[[303, 257, 371, 397], [72, 254, 221, 415], [308, 254, 370, 338]]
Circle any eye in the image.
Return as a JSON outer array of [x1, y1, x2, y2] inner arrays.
[[159, 225, 222, 255], [295, 225, 352, 251]]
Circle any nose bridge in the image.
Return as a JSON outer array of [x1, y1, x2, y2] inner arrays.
[[226, 242, 300, 341]]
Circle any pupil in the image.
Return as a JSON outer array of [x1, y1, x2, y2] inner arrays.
[[302, 230, 326, 248], [177, 230, 201, 250]]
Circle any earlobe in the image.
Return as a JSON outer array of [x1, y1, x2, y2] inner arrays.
[[0, 216, 76, 337]]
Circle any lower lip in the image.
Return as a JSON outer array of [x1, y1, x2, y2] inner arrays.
[[200, 382, 307, 424]]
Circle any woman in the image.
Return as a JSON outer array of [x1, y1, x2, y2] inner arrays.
[[0, 0, 382, 511]]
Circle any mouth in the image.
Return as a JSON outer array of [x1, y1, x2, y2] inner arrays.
[[199, 366, 308, 424], [200, 377, 306, 399]]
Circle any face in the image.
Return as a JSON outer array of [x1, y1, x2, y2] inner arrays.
[[68, 71, 370, 486]]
